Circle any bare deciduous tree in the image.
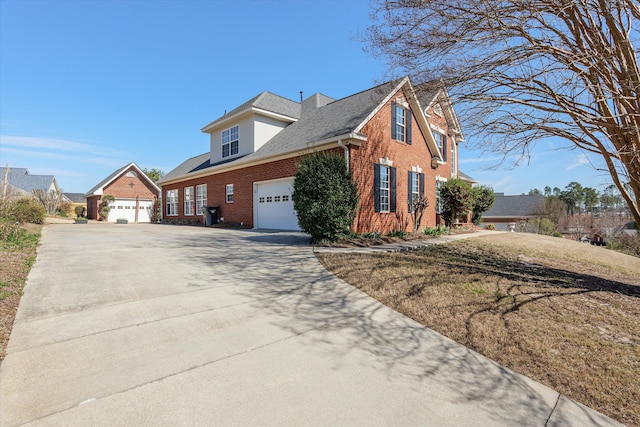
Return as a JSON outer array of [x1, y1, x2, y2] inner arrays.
[[368, 0, 640, 226], [32, 189, 63, 215], [410, 195, 429, 232]]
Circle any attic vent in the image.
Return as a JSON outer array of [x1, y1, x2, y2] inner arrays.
[[433, 103, 443, 116], [126, 171, 138, 177]]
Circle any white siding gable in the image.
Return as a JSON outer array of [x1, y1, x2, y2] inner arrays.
[[208, 113, 290, 164], [253, 115, 289, 151]]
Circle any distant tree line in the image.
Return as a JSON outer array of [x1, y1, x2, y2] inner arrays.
[[526, 182, 638, 255]]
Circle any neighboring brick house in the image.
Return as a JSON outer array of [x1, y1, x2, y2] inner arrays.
[[158, 77, 464, 233], [85, 163, 160, 223]]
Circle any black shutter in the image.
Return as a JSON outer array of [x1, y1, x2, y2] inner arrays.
[[408, 171, 413, 212], [442, 134, 447, 162], [391, 103, 397, 140], [390, 167, 396, 213], [406, 112, 412, 144], [419, 173, 425, 198], [374, 164, 381, 212]]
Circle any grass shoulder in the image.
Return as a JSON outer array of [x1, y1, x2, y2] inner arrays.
[[317, 232, 640, 426], [0, 222, 42, 361]]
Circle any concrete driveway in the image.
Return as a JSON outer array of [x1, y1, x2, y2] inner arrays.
[[1, 224, 621, 426]]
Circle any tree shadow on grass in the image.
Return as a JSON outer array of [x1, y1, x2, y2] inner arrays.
[[173, 229, 621, 426]]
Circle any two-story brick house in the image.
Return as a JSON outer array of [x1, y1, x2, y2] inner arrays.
[[158, 77, 463, 233]]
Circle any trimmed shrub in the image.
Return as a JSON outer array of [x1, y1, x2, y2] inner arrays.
[[74, 205, 86, 218], [6, 198, 46, 224], [292, 153, 359, 242]]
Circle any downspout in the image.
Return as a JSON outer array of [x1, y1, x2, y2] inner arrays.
[[337, 139, 349, 170]]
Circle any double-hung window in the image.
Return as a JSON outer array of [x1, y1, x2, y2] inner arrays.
[[391, 103, 412, 144], [374, 164, 396, 213], [166, 189, 178, 216], [222, 126, 239, 158], [408, 171, 425, 212], [196, 184, 207, 215], [433, 131, 447, 161], [184, 186, 194, 215], [436, 179, 445, 214], [226, 184, 234, 203], [451, 142, 456, 175]]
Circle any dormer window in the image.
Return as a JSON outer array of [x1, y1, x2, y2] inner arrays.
[[222, 126, 239, 158], [391, 103, 412, 144]]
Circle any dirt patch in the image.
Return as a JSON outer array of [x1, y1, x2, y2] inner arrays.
[[318, 232, 640, 426]]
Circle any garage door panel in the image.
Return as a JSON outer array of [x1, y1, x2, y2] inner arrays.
[[107, 200, 154, 223], [255, 179, 299, 231]]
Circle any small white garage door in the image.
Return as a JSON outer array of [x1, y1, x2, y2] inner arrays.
[[108, 199, 154, 223], [254, 178, 300, 230]]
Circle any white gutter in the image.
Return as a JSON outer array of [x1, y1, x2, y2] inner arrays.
[[337, 139, 350, 170], [159, 132, 365, 186]]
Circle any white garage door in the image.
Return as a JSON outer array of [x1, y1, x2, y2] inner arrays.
[[108, 199, 154, 223], [254, 178, 300, 230]]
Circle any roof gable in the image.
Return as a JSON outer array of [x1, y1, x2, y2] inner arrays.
[[201, 91, 301, 132], [85, 162, 161, 197], [415, 80, 464, 141]]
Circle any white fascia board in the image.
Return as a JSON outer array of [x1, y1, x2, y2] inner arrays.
[[158, 133, 365, 186], [436, 86, 464, 141], [251, 107, 298, 124], [201, 107, 298, 133], [201, 109, 252, 133], [86, 162, 160, 197]]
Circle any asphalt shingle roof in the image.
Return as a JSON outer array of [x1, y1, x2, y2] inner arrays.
[[203, 91, 301, 131], [483, 194, 545, 218], [240, 79, 402, 162], [85, 164, 131, 196], [5, 168, 57, 193], [161, 79, 405, 183]]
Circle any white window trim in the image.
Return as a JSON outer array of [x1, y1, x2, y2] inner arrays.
[[435, 177, 447, 215], [411, 173, 419, 199], [184, 186, 194, 216], [166, 189, 178, 216], [222, 125, 239, 158], [196, 184, 207, 215], [380, 165, 390, 213], [395, 105, 406, 143], [379, 157, 393, 167], [226, 184, 234, 203]]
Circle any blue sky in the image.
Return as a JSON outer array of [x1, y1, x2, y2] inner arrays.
[[0, 0, 612, 195]]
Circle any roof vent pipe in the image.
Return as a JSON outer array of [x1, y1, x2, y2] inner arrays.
[[337, 139, 349, 170]]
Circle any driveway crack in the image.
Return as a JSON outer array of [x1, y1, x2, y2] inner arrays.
[[545, 393, 561, 426]]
